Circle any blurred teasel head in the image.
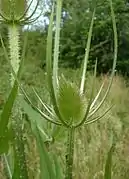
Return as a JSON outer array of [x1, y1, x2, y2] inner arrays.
[[0, 0, 41, 86], [0, 0, 40, 25]]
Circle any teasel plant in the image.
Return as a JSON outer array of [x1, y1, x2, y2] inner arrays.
[[20, 0, 117, 178], [0, 0, 117, 178], [0, 0, 41, 178], [45, 0, 117, 178]]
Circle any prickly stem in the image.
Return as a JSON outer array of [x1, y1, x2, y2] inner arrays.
[[65, 127, 75, 179]]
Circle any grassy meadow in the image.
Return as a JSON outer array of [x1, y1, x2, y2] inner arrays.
[[1, 56, 129, 179]]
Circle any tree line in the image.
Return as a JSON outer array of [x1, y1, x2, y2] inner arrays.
[[1, 0, 129, 76]]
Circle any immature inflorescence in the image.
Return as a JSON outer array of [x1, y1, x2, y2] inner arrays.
[[0, 0, 41, 84], [0, 0, 41, 25]]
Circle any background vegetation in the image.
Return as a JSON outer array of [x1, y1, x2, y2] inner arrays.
[[1, 0, 129, 74]]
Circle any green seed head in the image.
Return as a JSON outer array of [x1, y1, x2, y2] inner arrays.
[[0, 0, 40, 25], [0, 0, 26, 21], [57, 77, 86, 125]]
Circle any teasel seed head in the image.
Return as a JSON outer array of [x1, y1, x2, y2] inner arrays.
[[0, 0, 41, 25]]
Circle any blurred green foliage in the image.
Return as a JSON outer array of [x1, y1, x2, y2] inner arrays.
[[1, 0, 129, 75]]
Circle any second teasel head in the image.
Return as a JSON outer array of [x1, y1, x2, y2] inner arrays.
[[0, 0, 40, 25]]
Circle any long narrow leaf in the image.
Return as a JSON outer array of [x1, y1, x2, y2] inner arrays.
[[87, 0, 117, 118], [80, 9, 96, 94], [35, 125, 56, 179], [104, 143, 115, 179], [0, 82, 18, 135], [46, 3, 68, 127], [52, 153, 63, 179], [20, 96, 51, 141]]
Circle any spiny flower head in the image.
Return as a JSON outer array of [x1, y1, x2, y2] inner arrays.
[[57, 76, 86, 125], [0, 0, 41, 25]]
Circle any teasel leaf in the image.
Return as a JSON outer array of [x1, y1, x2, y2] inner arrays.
[[80, 8, 95, 94], [20, 95, 52, 142], [0, 126, 14, 155], [57, 77, 86, 125], [87, 0, 117, 119], [104, 143, 115, 179], [34, 124, 56, 179], [46, 3, 68, 127], [52, 153, 64, 179]]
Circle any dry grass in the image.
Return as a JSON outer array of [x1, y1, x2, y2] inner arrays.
[[1, 64, 129, 178], [72, 74, 129, 179]]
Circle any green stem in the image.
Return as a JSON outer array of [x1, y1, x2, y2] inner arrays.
[[65, 127, 75, 179], [12, 109, 28, 179]]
